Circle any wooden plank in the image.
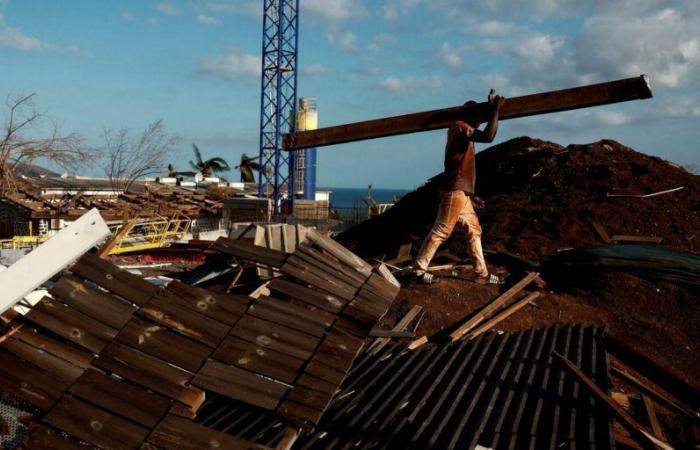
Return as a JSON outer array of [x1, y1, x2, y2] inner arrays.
[[334, 316, 372, 338], [148, 414, 271, 450], [611, 235, 664, 244], [344, 296, 391, 326], [2, 336, 84, 384], [0, 349, 69, 410], [295, 244, 367, 287], [212, 237, 287, 267], [94, 342, 191, 400], [49, 275, 135, 329], [303, 358, 346, 385], [284, 75, 653, 149], [44, 394, 150, 450], [280, 260, 357, 301], [466, 292, 541, 339], [284, 385, 333, 412], [230, 315, 320, 360], [364, 272, 400, 300], [368, 305, 423, 355], [192, 359, 288, 410], [22, 425, 86, 450], [116, 317, 211, 372], [139, 293, 230, 348], [279, 400, 324, 428], [247, 296, 330, 337], [591, 219, 612, 243], [13, 327, 93, 369], [165, 280, 249, 325], [70, 252, 158, 306], [296, 373, 338, 396], [376, 263, 400, 289], [553, 352, 672, 450], [268, 278, 345, 313], [0, 208, 110, 314], [306, 229, 372, 277], [212, 335, 305, 383], [448, 272, 540, 342], [70, 369, 170, 428], [642, 394, 665, 440], [290, 251, 364, 291], [25, 297, 117, 353], [275, 427, 300, 450], [313, 331, 364, 373], [610, 366, 699, 423]]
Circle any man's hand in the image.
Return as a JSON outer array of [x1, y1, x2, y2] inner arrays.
[[472, 196, 486, 209], [489, 94, 505, 110]]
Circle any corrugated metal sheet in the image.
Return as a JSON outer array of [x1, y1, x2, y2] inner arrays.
[[297, 325, 613, 450]]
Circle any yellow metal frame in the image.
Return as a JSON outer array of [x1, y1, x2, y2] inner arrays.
[[0, 235, 49, 250], [108, 213, 192, 255], [368, 203, 394, 217]]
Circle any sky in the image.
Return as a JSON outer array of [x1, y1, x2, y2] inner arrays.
[[0, 0, 698, 189]]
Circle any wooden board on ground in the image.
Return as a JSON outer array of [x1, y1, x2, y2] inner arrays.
[[44, 394, 150, 450]]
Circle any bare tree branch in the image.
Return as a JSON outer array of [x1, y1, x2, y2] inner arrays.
[[0, 93, 92, 194], [99, 120, 178, 192]]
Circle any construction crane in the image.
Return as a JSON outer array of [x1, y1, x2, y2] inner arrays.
[[258, 0, 299, 216]]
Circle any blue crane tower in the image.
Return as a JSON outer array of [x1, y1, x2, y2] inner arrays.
[[258, 0, 299, 215]]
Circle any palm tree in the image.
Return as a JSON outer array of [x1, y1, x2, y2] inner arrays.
[[189, 144, 231, 178], [167, 164, 196, 178], [235, 153, 263, 183]]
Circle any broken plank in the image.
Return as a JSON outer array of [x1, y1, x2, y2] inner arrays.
[[139, 293, 230, 348], [553, 352, 672, 450], [0, 349, 69, 410], [192, 359, 288, 410], [284, 75, 653, 149], [212, 237, 288, 267], [212, 335, 305, 384], [148, 414, 272, 450], [25, 297, 117, 353], [296, 243, 367, 286], [116, 317, 211, 372], [2, 336, 84, 384], [280, 260, 357, 301], [268, 278, 345, 313], [70, 369, 170, 429], [44, 394, 150, 450], [94, 342, 192, 400], [306, 229, 373, 277], [368, 305, 423, 355], [591, 219, 612, 244], [247, 296, 330, 337], [230, 315, 320, 360], [610, 235, 664, 244], [642, 394, 665, 441], [610, 366, 699, 423], [49, 275, 135, 329], [449, 272, 540, 342], [13, 327, 93, 369], [70, 252, 159, 306], [165, 280, 250, 325], [466, 292, 541, 339]]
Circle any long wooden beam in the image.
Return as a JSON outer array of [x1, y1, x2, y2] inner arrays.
[[283, 75, 652, 149]]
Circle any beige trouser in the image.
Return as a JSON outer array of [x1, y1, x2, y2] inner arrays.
[[414, 190, 488, 277]]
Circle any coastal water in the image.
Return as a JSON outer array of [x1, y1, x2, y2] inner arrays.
[[325, 187, 410, 209]]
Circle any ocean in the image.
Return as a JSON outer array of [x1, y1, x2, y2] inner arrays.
[[324, 187, 410, 209]]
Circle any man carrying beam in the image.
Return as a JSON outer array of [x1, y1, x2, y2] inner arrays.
[[411, 93, 506, 285]]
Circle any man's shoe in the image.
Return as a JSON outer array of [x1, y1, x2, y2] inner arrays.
[[475, 273, 505, 285], [416, 272, 439, 285]]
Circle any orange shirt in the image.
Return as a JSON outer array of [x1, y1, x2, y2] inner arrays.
[[441, 121, 476, 194]]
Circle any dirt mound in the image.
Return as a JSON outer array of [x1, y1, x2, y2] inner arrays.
[[338, 137, 700, 260], [343, 137, 700, 395]]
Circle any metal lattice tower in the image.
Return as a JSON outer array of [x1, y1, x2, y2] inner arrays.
[[258, 0, 299, 215]]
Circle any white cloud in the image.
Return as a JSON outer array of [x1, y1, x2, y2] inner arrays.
[[368, 33, 395, 51], [467, 19, 520, 35], [378, 75, 442, 93], [438, 42, 463, 74], [197, 14, 221, 25], [302, 0, 367, 23], [302, 63, 326, 76], [198, 48, 260, 81], [0, 19, 92, 57], [155, 2, 178, 16], [203, 1, 260, 18], [122, 12, 138, 22], [383, 0, 423, 21], [326, 29, 358, 53], [574, 8, 700, 87]]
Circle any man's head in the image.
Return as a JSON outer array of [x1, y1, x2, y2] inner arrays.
[[463, 100, 479, 128]]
